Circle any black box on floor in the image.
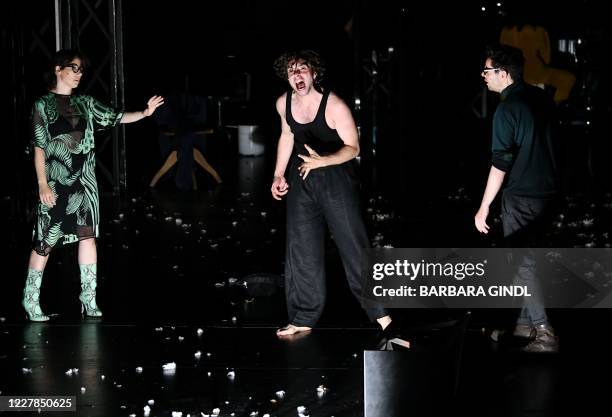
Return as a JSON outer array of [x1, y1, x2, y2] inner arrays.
[[364, 314, 469, 417]]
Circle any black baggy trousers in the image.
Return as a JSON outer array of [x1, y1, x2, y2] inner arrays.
[[284, 162, 387, 327]]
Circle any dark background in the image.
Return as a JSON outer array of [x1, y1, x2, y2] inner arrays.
[[3, 0, 611, 203], [1, 4, 611, 415], [1, 0, 610, 306]]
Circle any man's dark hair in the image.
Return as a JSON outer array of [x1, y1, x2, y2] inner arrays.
[[485, 44, 525, 82], [44, 49, 89, 90], [273, 50, 326, 84]]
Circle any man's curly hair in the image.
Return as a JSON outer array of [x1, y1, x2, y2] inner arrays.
[[273, 50, 326, 83]]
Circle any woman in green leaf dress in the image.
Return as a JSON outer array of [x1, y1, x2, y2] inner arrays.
[[23, 49, 164, 321]]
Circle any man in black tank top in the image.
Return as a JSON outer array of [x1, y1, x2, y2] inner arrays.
[[270, 50, 406, 347]]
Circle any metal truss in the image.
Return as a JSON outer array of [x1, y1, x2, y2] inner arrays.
[[56, 0, 126, 194]]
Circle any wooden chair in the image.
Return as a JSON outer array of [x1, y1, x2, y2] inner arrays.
[[149, 128, 222, 190]]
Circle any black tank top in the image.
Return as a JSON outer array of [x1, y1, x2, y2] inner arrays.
[[285, 90, 344, 156]]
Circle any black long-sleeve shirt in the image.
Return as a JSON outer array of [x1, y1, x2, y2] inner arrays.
[[491, 81, 560, 198]]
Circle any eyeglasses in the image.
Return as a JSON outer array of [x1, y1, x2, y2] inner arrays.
[[63, 63, 85, 74], [482, 67, 501, 74]]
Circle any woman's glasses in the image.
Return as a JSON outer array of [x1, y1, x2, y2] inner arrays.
[[63, 63, 85, 74]]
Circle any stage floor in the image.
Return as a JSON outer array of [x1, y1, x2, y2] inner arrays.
[[2, 151, 611, 416], [1, 313, 610, 417]]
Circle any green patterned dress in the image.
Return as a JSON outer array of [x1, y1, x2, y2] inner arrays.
[[31, 92, 124, 256]]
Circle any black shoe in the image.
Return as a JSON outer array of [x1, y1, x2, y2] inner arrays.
[[490, 324, 535, 342], [513, 324, 536, 339], [371, 320, 410, 351], [521, 324, 559, 353]]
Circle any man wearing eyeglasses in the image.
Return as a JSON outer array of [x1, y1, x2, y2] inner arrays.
[[475, 44, 560, 353]]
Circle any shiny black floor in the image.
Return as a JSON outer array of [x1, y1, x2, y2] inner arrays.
[[1, 313, 611, 417], [2, 145, 612, 416]]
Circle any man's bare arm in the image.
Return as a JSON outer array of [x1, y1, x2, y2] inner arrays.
[[271, 94, 294, 199]]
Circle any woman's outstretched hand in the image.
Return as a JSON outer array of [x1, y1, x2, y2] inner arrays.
[[143, 95, 165, 117]]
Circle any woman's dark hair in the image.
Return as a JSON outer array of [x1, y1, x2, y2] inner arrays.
[[44, 49, 89, 90], [485, 44, 525, 82], [273, 49, 326, 86]]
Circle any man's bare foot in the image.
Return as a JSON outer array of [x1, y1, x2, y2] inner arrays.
[[377, 315, 392, 330], [388, 337, 410, 349], [276, 324, 312, 337], [372, 316, 411, 350]]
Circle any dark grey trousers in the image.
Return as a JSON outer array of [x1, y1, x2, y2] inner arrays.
[[502, 193, 557, 326], [284, 162, 387, 327]]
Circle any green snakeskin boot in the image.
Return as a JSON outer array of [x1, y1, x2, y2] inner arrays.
[[79, 264, 103, 317], [22, 268, 50, 322]]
